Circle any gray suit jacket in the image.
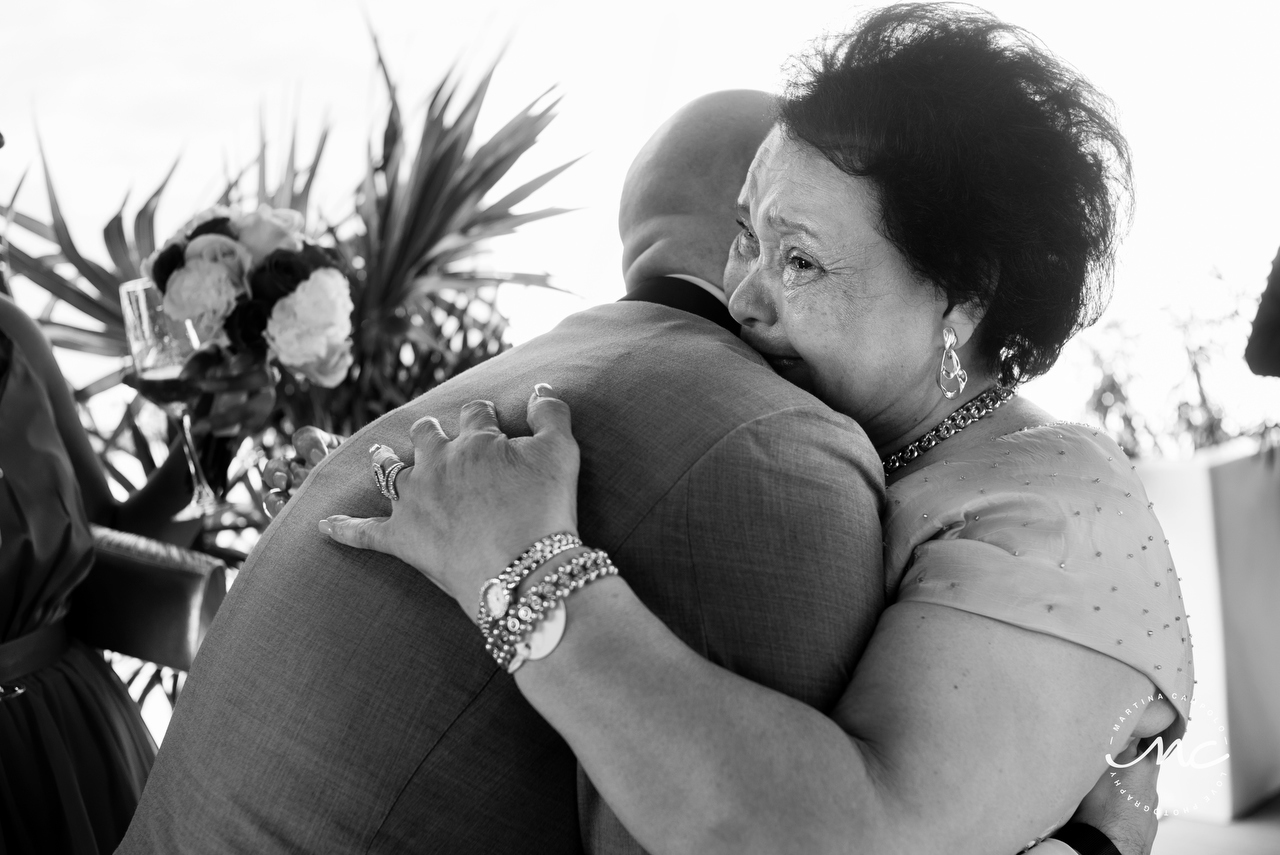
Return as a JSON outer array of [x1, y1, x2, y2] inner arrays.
[[119, 300, 884, 854]]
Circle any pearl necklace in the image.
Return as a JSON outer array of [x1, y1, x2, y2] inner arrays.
[[880, 386, 1015, 476]]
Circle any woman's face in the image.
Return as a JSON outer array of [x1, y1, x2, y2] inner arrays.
[[724, 127, 971, 447]]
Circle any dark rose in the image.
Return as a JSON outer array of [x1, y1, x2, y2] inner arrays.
[[226, 298, 271, 356], [298, 243, 344, 272], [250, 249, 313, 304], [187, 217, 238, 242], [250, 244, 347, 304], [150, 242, 187, 293]]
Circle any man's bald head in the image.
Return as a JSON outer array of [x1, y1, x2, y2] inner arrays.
[[620, 90, 776, 292]]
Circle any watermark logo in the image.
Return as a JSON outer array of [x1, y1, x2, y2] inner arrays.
[[1105, 693, 1228, 817]]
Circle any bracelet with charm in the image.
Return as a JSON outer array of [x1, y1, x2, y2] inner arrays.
[[486, 549, 617, 673], [476, 532, 582, 629]]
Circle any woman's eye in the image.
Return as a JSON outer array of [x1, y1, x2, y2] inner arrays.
[[733, 219, 758, 256], [788, 254, 815, 272]]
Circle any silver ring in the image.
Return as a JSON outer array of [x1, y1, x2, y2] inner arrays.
[[381, 461, 405, 501], [370, 444, 405, 501]]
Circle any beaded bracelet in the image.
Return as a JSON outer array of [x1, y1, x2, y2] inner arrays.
[[477, 532, 582, 628], [485, 549, 618, 673]]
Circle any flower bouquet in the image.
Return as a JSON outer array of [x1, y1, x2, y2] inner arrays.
[[137, 204, 355, 435], [4, 38, 574, 544]]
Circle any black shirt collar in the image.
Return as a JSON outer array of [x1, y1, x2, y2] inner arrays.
[[618, 277, 739, 336]]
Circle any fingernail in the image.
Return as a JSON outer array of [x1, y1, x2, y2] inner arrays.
[[309, 449, 325, 464], [318, 519, 332, 535], [273, 473, 288, 489], [533, 383, 554, 398]]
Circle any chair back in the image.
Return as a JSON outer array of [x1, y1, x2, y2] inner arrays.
[[70, 525, 227, 672]]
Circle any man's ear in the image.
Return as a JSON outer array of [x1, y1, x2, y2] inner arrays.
[[622, 214, 736, 293]]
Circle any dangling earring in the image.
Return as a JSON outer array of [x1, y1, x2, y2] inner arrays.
[[938, 327, 968, 400]]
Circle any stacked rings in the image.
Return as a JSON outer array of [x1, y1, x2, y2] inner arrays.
[[376, 461, 405, 501], [369, 444, 406, 501]]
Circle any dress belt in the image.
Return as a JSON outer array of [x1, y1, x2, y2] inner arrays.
[[0, 620, 70, 686]]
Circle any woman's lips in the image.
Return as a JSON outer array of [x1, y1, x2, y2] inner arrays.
[[763, 355, 814, 392], [764, 354, 803, 371], [741, 334, 812, 388], [762, 353, 803, 371]]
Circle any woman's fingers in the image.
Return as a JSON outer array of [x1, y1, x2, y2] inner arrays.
[[261, 457, 291, 491], [289, 461, 311, 489], [527, 386, 574, 447], [369, 443, 401, 473], [1074, 739, 1160, 855], [409, 417, 450, 467], [294, 426, 336, 465], [459, 399, 501, 435], [321, 514, 392, 552], [263, 489, 288, 520]]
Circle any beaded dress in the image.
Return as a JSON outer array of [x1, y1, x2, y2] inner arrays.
[[884, 423, 1194, 732]]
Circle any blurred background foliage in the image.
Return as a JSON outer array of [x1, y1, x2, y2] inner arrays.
[[0, 37, 574, 553], [1082, 271, 1280, 460]]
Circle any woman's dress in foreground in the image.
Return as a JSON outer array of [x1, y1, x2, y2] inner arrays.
[[0, 330, 155, 854], [885, 424, 1194, 730]]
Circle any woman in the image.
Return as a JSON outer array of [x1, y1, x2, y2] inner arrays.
[[0, 292, 194, 853], [324, 5, 1190, 853]]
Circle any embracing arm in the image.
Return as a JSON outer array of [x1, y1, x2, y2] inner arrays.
[[322, 394, 1166, 855], [512, 579, 1162, 855]]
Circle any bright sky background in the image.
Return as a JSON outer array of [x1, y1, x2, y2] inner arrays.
[[4, 0, 1280, 453]]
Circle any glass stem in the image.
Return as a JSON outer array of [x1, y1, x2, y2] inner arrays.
[[180, 411, 216, 501]]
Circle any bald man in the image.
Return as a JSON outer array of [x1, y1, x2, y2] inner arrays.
[[120, 91, 884, 854]]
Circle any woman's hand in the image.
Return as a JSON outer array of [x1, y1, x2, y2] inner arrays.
[[262, 426, 344, 518], [320, 387, 580, 614], [1072, 740, 1161, 855]]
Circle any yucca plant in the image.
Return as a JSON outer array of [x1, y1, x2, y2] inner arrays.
[[0, 36, 574, 536], [274, 39, 578, 433], [1, 157, 186, 502]]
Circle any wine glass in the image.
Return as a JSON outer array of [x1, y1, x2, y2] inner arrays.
[[119, 279, 220, 522]]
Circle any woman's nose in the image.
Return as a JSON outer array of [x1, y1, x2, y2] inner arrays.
[[727, 266, 777, 329]]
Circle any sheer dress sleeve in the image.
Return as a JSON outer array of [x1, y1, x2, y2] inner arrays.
[[883, 424, 1194, 732]]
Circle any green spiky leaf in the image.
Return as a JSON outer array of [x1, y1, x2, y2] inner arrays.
[[0, 205, 56, 243], [41, 321, 129, 357], [134, 159, 179, 260], [8, 243, 123, 328], [38, 141, 122, 310], [473, 156, 583, 225], [294, 125, 329, 218], [104, 192, 141, 281], [75, 365, 131, 402]]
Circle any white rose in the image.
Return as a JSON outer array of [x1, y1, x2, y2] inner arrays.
[[265, 267, 354, 387], [185, 234, 253, 294], [234, 205, 306, 265], [141, 206, 240, 281], [295, 339, 355, 387], [162, 258, 241, 343]]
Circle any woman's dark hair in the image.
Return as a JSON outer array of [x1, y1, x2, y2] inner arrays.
[[778, 2, 1131, 385]]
